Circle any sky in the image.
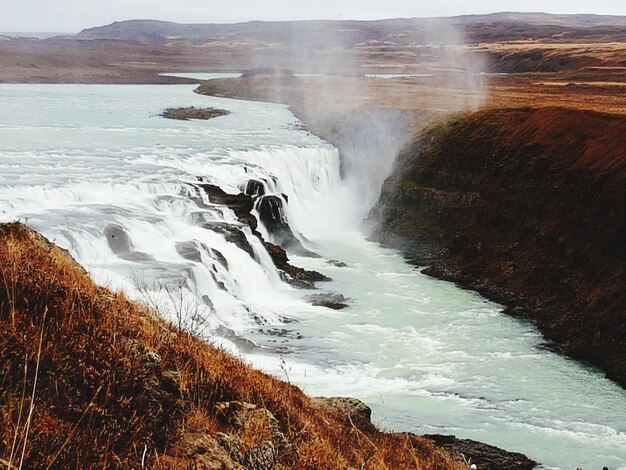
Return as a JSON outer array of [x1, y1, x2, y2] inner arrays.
[[1, 0, 625, 33]]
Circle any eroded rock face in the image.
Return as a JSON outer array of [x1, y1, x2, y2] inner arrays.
[[372, 107, 626, 387], [244, 179, 266, 197], [257, 195, 285, 227], [176, 241, 203, 262], [199, 182, 258, 232]]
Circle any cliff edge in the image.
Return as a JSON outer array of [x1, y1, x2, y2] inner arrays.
[[372, 107, 626, 387]]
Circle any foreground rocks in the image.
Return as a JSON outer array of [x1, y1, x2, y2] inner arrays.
[[372, 107, 626, 387], [311, 397, 374, 430], [425, 435, 537, 470], [310, 396, 537, 469]]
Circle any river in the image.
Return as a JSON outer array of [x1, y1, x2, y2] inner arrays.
[[0, 82, 624, 469]]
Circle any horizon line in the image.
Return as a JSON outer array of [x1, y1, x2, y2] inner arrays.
[[3, 10, 626, 34]]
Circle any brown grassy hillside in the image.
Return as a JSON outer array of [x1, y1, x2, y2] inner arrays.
[[0, 222, 463, 469]]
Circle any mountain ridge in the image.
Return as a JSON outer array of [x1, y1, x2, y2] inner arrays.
[[74, 13, 626, 45]]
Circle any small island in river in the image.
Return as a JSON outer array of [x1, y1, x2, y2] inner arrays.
[[161, 106, 230, 121]]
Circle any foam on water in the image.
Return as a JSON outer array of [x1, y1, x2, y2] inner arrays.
[[0, 83, 625, 469]]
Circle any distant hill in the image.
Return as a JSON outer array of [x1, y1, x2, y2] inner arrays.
[[74, 13, 626, 46], [456, 11, 626, 26], [0, 31, 70, 39]]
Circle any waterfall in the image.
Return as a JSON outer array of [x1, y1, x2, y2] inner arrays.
[[0, 143, 344, 343]]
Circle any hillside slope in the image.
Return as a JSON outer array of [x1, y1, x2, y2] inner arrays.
[[372, 107, 626, 386], [0, 222, 468, 469]]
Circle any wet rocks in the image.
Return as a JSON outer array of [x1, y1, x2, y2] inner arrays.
[[424, 434, 537, 470], [257, 194, 296, 248], [214, 325, 265, 354], [161, 106, 229, 121], [104, 224, 153, 261], [202, 222, 255, 259], [256, 193, 317, 256], [256, 195, 285, 227], [328, 259, 348, 267], [105, 224, 133, 254], [311, 397, 374, 431], [176, 241, 203, 262], [196, 178, 329, 289], [305, 293, 349, 309], [199, 182, 252, 213], [198, 182, 258, 232], [263, 241, 329, 288], [210, 248, 229, 269], [243, 179, 265, 197]]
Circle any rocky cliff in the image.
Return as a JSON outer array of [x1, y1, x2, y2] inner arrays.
[[372, 107, 626, 387]]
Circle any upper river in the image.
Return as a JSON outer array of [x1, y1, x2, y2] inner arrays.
[[0, 82, 624, 469]]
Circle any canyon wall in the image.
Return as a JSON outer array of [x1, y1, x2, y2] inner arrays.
[[372, 107, 626, 386]]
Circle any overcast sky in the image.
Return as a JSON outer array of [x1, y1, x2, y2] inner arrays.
[[1, 0, 625, 33]]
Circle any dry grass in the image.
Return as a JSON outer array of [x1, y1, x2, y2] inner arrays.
[[0, 222, 465, 469]]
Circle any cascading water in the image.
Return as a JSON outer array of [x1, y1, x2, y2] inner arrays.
[[1, 83, 625, 470]]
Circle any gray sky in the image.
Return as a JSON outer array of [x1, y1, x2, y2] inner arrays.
[[1, 0, 625, 33]]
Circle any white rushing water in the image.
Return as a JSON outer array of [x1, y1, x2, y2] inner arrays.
[[0, 83, 625, 470]]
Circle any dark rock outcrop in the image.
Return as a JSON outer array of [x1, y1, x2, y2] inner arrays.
[[243, 178, 266, 197], [202, 222, 256, 259], [305, 293, 349, 309], [256, 194, 317, 256], [372, 107, 626, 387], [196, 181, 328, 288], [425, 434, 537, 470], [264, 241, 329, 289], [199, 182, 258, 231]]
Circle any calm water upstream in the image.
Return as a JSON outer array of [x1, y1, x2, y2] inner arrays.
[[0, 83, 624, 469]]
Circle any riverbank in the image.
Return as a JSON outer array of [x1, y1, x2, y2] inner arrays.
[[372, 107, 626, 387], [0, 222, 469, 469]]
